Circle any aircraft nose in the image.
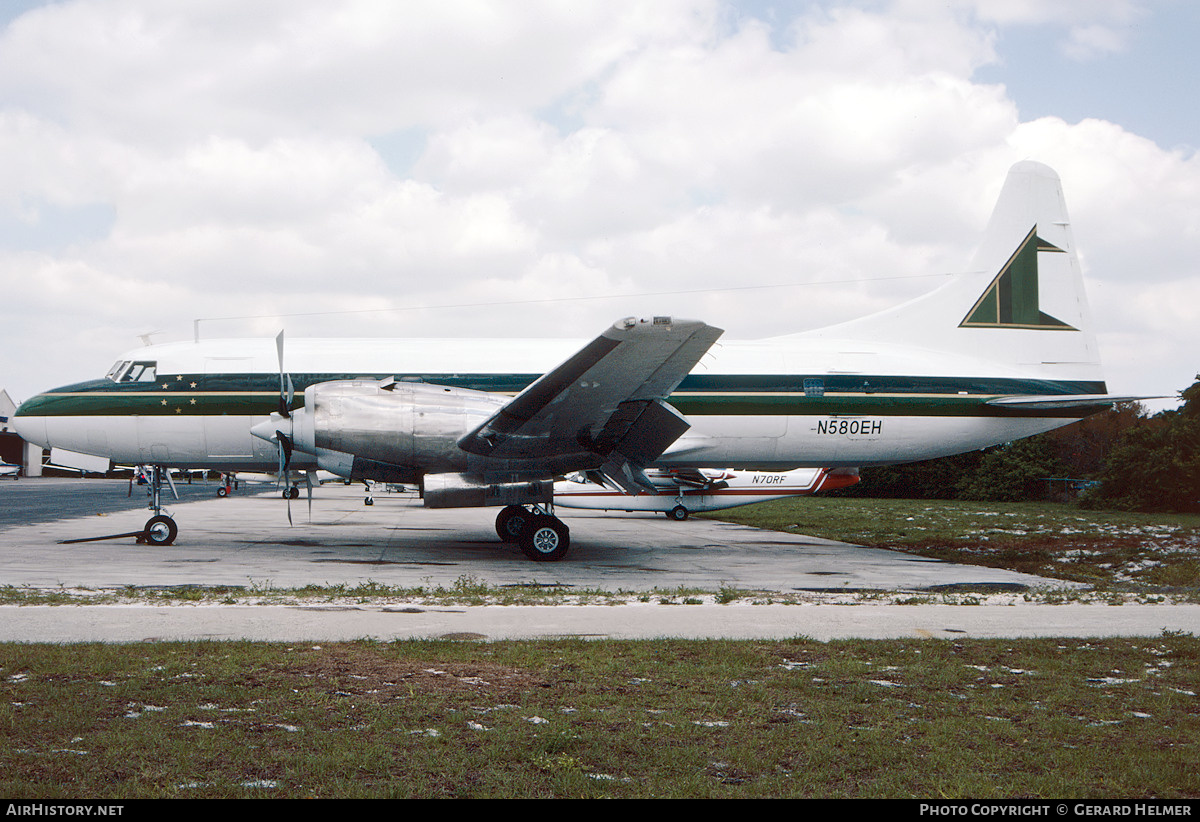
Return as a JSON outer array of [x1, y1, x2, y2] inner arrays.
[[10, 401, 48, 448]]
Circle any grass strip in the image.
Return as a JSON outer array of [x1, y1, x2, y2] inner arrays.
[[702, 499, 1200, 593], [2, 635, 1198, 799]]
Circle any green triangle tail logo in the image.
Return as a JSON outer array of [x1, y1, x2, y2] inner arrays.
[[960, 226, 1077, 330]]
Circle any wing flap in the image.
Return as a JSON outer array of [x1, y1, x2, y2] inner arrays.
[[589, 398, 690, 464]]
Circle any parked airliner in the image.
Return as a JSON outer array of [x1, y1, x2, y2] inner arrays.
[[14, 162, 1136, 560]]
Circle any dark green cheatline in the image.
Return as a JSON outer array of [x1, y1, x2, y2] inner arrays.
[[15, 372, 1108, 419]]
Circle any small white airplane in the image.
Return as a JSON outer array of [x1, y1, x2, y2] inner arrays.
[[13, 161, 1141, 560], [552, 467, 860, 521], [204, 470, 353, 497]]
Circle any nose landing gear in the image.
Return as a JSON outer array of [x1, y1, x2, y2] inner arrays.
[[142, 514, 178, 546], [137, 465, 178, 546]]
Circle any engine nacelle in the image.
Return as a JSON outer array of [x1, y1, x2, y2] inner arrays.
[[290, 378, 507, 475], [423, 473, 553, 509]]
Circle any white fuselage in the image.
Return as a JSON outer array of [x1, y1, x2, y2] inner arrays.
[[14, 333, 1094, 474]]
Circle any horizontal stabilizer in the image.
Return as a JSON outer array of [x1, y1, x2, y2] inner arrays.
[[985, 394, 1159, 410]]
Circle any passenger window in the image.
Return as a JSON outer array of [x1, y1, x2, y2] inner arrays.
[[803, 378, 825, 397]]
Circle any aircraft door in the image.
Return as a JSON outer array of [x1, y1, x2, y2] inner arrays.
[[203, 358, 258, 459]]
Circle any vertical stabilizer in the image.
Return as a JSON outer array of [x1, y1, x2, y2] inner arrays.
[[793, 161, 1103, 385]]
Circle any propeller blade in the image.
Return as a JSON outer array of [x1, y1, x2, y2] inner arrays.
[[276, 430, 293, 469], [306, 471, 313, 521], [277, 430, 296, 527], [275, 330, 291, 418]]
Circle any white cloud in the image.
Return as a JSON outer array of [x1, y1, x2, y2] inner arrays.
[[1060, 23, 1129, 61], [903, 0, 1147, 61], [0, 0, 699, 142], [0, 0, 1195, 409]]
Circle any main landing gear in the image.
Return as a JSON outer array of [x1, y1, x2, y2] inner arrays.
[[495, 504, 570, 562]]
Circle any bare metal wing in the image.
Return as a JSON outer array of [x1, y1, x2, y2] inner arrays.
[[458, 316, 723, 491]]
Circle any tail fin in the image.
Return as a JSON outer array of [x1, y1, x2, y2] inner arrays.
[[794, 161, 1104, 387]]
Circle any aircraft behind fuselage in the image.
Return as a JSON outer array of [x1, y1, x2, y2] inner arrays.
[[14, 162, 1138, 560], [553, 467, 860, 520]]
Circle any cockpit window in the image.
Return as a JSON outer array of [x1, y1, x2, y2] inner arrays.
[[105, 361, 129, 381], [111, 361, 158, 384]]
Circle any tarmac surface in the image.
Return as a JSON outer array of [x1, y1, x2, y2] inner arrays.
[[1, 478, 1065, 592], [2, 477, 1199, 641]]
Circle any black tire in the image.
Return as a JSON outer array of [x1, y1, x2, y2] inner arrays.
[[143, 515, 178, 546], [519, 515, 570, 562], [288, 486, 300, 500], [495, 505, 530, 543], [668, 505, 689, 521], [217, 486, 228, 498]]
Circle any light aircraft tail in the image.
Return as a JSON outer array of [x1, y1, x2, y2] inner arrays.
[[794, 161, 1105, 390]]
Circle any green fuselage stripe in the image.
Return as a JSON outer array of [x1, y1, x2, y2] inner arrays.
[[16, 373, 1108, 420]]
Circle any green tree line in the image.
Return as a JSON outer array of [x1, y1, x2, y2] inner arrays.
[[833, 376, 1200, 513]]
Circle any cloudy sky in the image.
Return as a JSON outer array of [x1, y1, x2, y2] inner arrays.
[[1, 0, 1197, 410]]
